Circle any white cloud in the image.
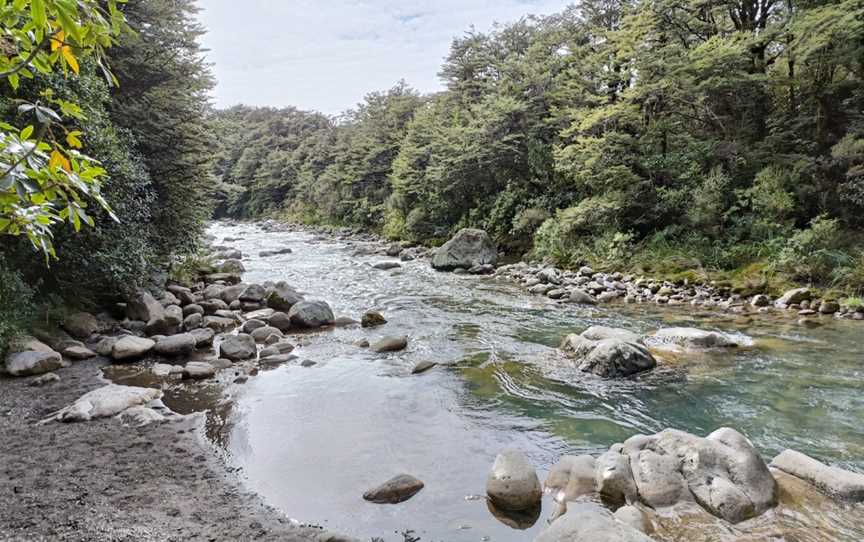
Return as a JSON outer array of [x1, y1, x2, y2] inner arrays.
[[196, 0, 572, 114]]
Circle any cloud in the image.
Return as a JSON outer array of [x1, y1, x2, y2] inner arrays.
[[196, 0, 571, 115]]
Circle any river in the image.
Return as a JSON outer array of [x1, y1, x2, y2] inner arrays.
[[178, 223, 864, 541]]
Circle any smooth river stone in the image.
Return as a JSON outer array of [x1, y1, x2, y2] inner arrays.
[[363, 474, 424, 504]]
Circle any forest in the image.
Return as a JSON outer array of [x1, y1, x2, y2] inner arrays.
[[212, 0, 864, 299]]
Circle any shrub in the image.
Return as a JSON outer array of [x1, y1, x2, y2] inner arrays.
[[776, 216, 852, 283], [0, 253, 36, 356]]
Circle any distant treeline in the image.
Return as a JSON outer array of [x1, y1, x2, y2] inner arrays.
[[213, 0, 864, 294]]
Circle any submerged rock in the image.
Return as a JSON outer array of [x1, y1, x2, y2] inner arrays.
[[183, 361, 217, 380], [487, 450, 542, 511], [411, 361, 437, 374], [43, 385, 162, 423], [560, 329, 656, 378], [649, 327, 737, 349], [362, 474, 425, 504], [361, 311, 387, 328], [431, 228, 497, 271], [770, 449, 864, 501]]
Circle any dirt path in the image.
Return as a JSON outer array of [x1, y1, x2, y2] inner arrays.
[[0, 358, 353, 542]]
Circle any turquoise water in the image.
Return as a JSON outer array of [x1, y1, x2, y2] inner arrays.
[[206, 224, 864, 541]]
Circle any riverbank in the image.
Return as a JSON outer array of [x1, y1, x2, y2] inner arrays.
[[0, 356, 350, 542]]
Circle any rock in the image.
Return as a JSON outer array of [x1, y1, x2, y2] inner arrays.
[[267, 281, 304, 311], [361, 311, 387, 328], [240, 284, 267, 303], [219, 283, 248, 304], [486, 450, 542, 511], [386, 243, 403, 257], [581, 326, 642, 344], [431, 228, 497, 271], [259, 353, 298, 365], [334, 316, 359, 327], [210, 358, 234, 370], [819, 300, 840, 314], [534, 503, 653, 542], [164, 305, 183, 327], [370, 335, 408, 353], [242, 319, 267, 334], [362, 474, 425, 504], [613, 505, 653, 535], [118, 406, 165, 427], [200, 299, 229, 315], [649, 327, 737, 349], [127, 291, 169, 335], [259, 247, 292, 257], [183, 313, 203, 330], [154, 333, 196, 356], [251, 326, 282, 343], [373, 261, 401, 270], [152, 363, 184, 378], [5, 350, 63, 376], [203, 284, 226, 300], [43, 385, 162, 423], [160, 291, 180, 307], [288, 300, 335, 328], [183, 361, 216, 380], [576, 339, 656, 378], [62, 345, 97, 360], [411, 361, 437, 374], [111, 336, 156, 361], [537, 268, 562, 284], [595, 451, 638, 505], [183, 304, 204, 317], [244, 308, 275, 320], [219, 334, 257, 361], [93, 336, 118, 356], [63, 311, 100, 339], [217, 258, 245, 274], [353, 338, 370, 348], [775, 287, 811, 307], [267, 311, 291, 331], [770, 449, 864, 501], [544, 455, 596, 503], [751, 294, 771, 307], [29, 372, 61, 387], [204, 316, 236, 332], [167, 284, 196, 305], [468, 263, 495, 275], [10, 335, 55, 354], [630, 449, 691, 507], [206, 272, 241, 285]]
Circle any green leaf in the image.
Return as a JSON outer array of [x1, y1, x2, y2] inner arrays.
[[30, 0, 46, 31]]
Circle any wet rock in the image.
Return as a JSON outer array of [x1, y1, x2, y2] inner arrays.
[[288, 300, 335, 328], [370, 335, 408, 353], [373, 261, 401, 270], [595, 451, 638, 506], [363, 474, 425, 504], [613, 505, 653, 535], [183, 361, 216, 380], [63, 311, 100, 339], [258, 353, 297, 365], [775, 287, 811, 308], [183, 304, 204, 317], [260, 342, 295, 358], [219, 283, 248, 304], [244, 308, 275, 321], [93, 336, 119, 357], [210, 358, 234, 370], [353, 338, 370, 348], [630, 449, 691, 507], [259, 247, 292, 257], [411, 361, 437, 374], [154, 333, 196, 356], [545, 455, 597, 503], [468, 263, 495, 275], [577, 339, 656, 378], [152, 363, 184, 378], [29, 372, 61, 387], [649, 327, 737, 349], [431, 228, 497, 271], [164, 305, 184, 327], [240, 284, 267, 303], [487, 450, 542, 511], [5, 350, 63, 376], [819, 300, 840, 314], [251, 326, 283, 343], [43, 385, 162, 423], [217, 258, 245, 274], [219, 334, 257, 361], [267, 281, 304, 311], [751, 294, 771, 307], [334, 316, 359, 327], [361, 311, 387, 328], [204, 284, 226, 300], [112, 336, 156, 361], [581, 326, 643, 344], [770, 449, 864, 501]]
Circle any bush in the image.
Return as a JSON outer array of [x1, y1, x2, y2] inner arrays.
[[776, 216, 852, 283], [0, 253, 36, 356]]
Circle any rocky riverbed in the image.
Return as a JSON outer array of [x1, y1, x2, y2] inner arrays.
[[2, 220, 863, 541]]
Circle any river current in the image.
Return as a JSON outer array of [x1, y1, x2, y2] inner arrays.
[[184, 223, 863, 541]]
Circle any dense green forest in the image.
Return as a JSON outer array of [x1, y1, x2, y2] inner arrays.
[[212, 0, 864, 296], [0, 0, 213, 346]]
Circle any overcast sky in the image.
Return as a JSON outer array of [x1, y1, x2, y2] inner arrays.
[[196, 0, 571, 115]]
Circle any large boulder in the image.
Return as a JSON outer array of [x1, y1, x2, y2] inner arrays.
[[63, 312, 100, 339], [219, 333, 256, 361], [533, 503, 653, 542], [43, 385, 162, 423], [288, 300, 335, 328], [5, 350, 63, 376], [648, 327, 737, 349], [623, 428, 777, 523], [487, 450, 542, 511], [561, 334, 656, 379], [111, 336, 156, 360], [267, 281, 304, 311], [127, 291, 168, 335], [775, 287, 811, 307], [431, 229, 497, 271], [770, 449, 864, 501]]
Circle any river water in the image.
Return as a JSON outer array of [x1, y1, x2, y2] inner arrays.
[[192, 224, 864, 541]]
